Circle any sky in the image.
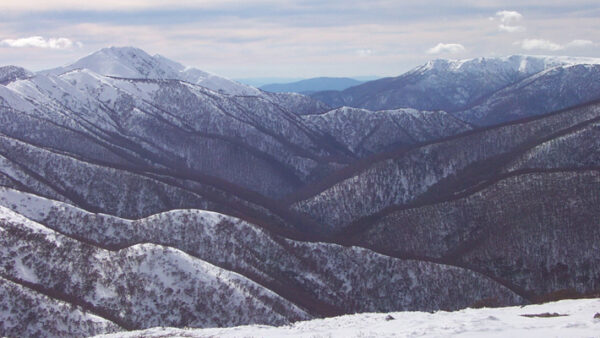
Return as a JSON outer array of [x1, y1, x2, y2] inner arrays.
[[0, 1, 599, 79]]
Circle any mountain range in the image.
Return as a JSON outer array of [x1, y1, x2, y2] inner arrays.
[[310, 55, 600, 125], [0, 47, 598, 337]]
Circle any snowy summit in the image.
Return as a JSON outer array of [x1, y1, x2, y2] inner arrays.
[[42, 46, 261, 96]]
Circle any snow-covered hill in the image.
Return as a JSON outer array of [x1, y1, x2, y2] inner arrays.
[[94, 298, 600, 338], [0, 204, 311, 333]]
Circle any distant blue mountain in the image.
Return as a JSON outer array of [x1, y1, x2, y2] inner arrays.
[[260, 77, 364, 94], [235, 77, 304, 87]]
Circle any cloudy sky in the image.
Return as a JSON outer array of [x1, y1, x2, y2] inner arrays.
[[0, 0, 598, 79]]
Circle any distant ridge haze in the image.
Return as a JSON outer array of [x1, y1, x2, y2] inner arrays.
[[259, 77, 367, 94]]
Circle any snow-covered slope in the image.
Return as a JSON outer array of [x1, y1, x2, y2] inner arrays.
[[94, 298, 600, 338], [0, 276, 121, 337]]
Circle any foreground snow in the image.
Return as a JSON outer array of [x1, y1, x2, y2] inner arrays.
[[95, 298, 600, 337]]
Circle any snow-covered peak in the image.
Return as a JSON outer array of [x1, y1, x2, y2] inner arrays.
[[43, 46, 181, 79], [40, 46, 261, 96], [417, 55, 600, 75]]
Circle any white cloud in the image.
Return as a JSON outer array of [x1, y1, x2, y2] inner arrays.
[[427, 43, 465, 54], [356, 49, 373, 57], [495, 10, 525, 33], [515, 38, 595, 51], [566, 39, 594, 48], [496, 10, 523, 23], [498, 24, 525, 33], [0, 36, 79, 49], [516, 39, 563, 51]]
